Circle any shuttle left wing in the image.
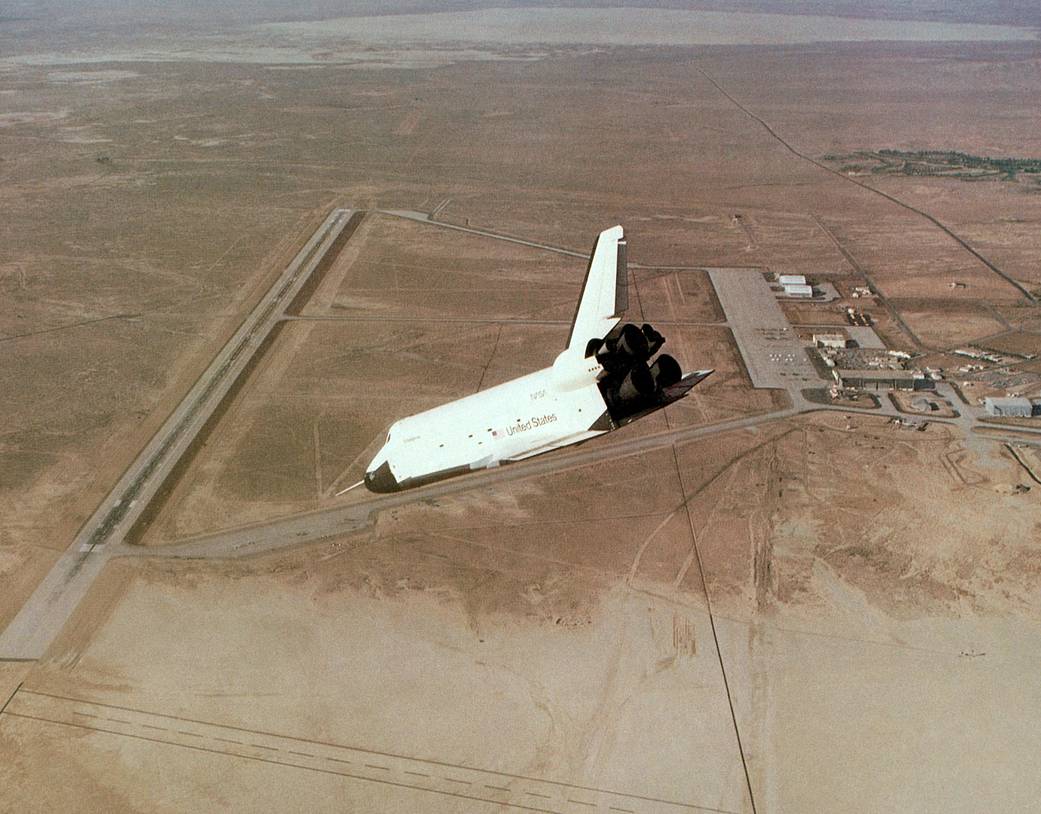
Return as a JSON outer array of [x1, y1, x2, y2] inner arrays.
[[612, 368, 715, 427]]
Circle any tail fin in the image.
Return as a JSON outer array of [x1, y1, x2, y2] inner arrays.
[[565, 225, 628, 352]]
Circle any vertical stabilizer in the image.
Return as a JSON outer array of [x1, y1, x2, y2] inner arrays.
[[565, 225, 627, 352], [616, 238, 628, 316]]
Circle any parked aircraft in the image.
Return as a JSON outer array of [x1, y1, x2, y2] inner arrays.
[[364, 225, 712, 492]]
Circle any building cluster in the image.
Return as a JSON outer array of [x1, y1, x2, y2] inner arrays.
[[813, 333, 848, 349], [776, 274, 814, 298], [961, 366, 1041, 395], [952, 347, 1041, 412], [818, 344, 913, 372], [833, 369, 935, 391], [954, 346, 1034, 365], [766, 270, 1041, 419], [844, 306, 871, 325], [813, 332, 938, 395]]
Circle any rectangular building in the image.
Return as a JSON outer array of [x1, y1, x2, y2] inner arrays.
[[783, 284, 813, 298], [844, 325, 886, 349], [834, 369, 934, 391], [984, 396, 1034, 417], [778, 274, 806, 286], [813, 333, 849, 349]]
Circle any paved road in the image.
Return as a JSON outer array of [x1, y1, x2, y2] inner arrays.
[[377, 209, 709, 270], [119, 406, 802, 560], [379, 209, 589, 258], [0, 209, 356, 660], [116, 392, 1041, 565], [284, 315, 729, 328]]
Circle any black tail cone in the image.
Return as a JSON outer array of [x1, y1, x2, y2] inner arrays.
[[364, 461, 401, 493]]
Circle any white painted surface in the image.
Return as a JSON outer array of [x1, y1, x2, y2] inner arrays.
[[567, 225, 624, 353], [368, 226, 628, 486]]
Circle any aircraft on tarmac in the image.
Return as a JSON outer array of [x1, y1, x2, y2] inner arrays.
[[363, 225, 712, 492]]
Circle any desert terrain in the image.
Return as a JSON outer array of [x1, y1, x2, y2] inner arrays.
[[3, 2, 1041, 812]]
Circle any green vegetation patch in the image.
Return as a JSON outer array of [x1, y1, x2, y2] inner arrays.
[[823, 149, 1041, 184]]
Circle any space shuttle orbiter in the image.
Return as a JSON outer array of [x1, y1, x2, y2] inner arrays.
[[364, 226, 712, 492]]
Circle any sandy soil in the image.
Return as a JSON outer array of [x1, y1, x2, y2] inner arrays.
[[5, 3, 1041, 810], [978, 331, 1041, 357], [4, 445, 753, 812], [0, 146, 334, 624], [673, 413, 1041, 811], [310, 213, 585, 323], [5, 414, 1041, 812], [893, 300, 1009, 347]]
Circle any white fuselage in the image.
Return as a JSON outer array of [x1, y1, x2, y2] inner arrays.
[[364, 357, 610, 492], [360, 224, 712, 493]]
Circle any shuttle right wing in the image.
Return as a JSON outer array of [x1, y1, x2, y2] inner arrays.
[[565, 225, 627, 354]]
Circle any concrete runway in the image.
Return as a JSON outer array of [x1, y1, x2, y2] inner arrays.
[[0, 209, 355, 660]]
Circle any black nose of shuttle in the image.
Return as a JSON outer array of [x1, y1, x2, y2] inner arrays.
[[364, 461, 401, 493]]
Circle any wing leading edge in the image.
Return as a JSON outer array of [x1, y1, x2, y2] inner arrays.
[[565, 225, 627, 353]]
